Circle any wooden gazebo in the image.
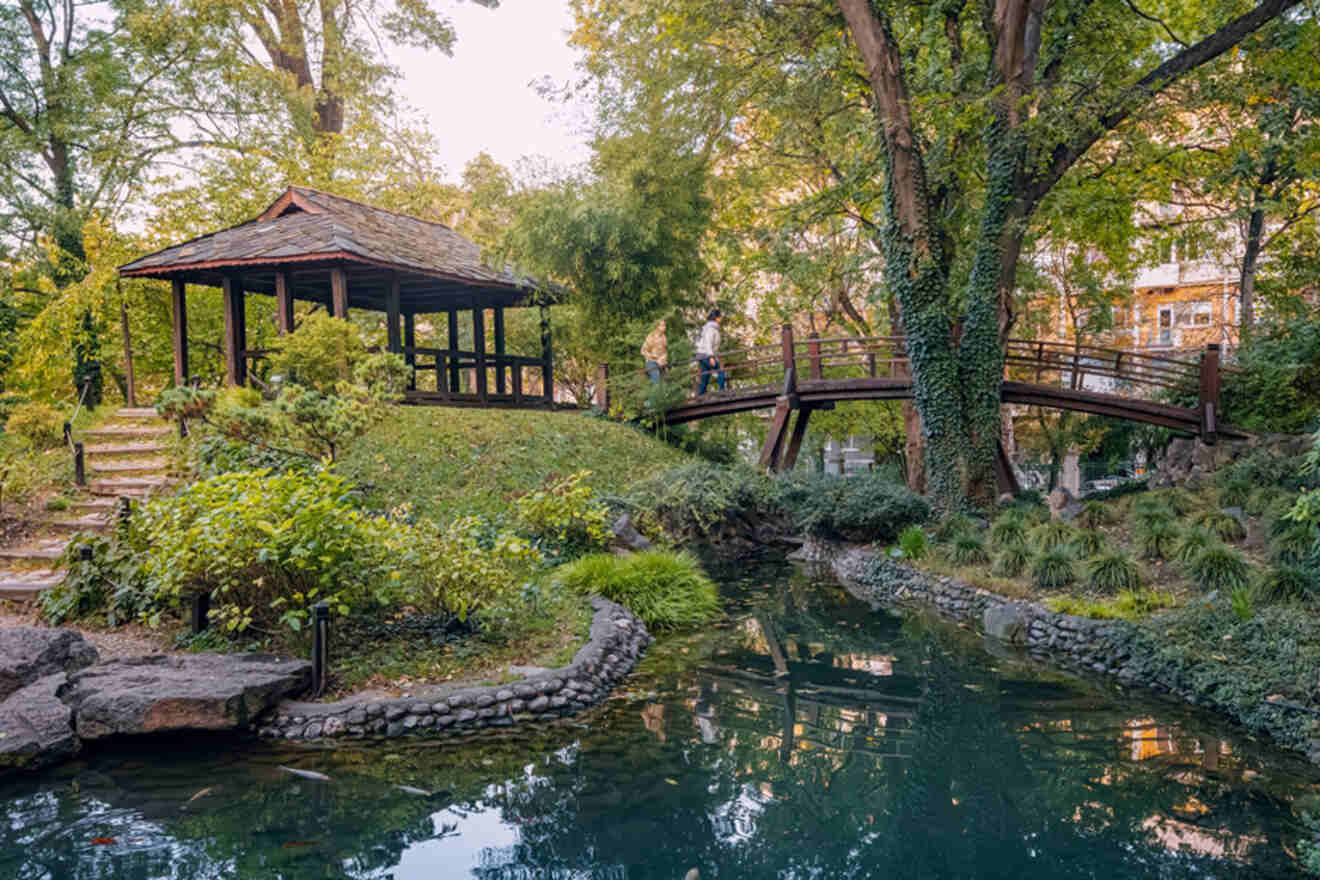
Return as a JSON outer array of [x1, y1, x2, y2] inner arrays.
[[119, 186, 557, 406]]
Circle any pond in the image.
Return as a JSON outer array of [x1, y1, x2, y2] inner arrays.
[[2, 556, 1317, 879]]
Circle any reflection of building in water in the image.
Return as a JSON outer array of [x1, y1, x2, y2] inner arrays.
[[1127, 718, 1177, 761], [1141, 815, 1262, 862], [641, 703, 666, 743]]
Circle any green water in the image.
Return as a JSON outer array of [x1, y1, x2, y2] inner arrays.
[[3, 557, 1317, 879]]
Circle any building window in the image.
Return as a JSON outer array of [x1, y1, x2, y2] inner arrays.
[[1158, 307, 1172, 345]]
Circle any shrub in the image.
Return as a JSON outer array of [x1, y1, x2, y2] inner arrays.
[[1195, 509, 1246, 542], [422, 515, 542, 622], [1245, 486, 1285, 518], [1252, 565, 1319, 605], [273, 386, 375, 462], [554, 550, 719, 630], [772, 470, 930, 542], [1073, 529, 1108, 557], [1085, 551, 1142, 592], [949, 534, 989, 566], [155, 386, 215, 421], [1270, 521, 1317, 565], [194, 434, 310, 478], [267, 313, 367, 391], [1218, 476, 1252, 509], [353, 352, 411, 400], [1130, 505, 1174, 533], [1230, 586, 1254, 622], [1077, 501, 1114, 530], [1029, 521, 1076, 552], [896, 525, 928, 561], [1187, 543, 1251, 593], [989, 515, 1027, 549], [625, 462, 772, 539], [1173, 527, 1214, 565], [992, 545, 1030, 578], [1048, 588, 1174, 620], [4, 402, 63, 450], [40, 534, 150, 626], [134, 468, 426, 634], [1138, 520, 1180, 560], [933, 514, 975, 543], [515, 470, 611, 557], [1032, 547, 1076, 590]]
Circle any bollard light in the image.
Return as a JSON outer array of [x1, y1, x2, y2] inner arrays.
[[312, 600, 330, 697]]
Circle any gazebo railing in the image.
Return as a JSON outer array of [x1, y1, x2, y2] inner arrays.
[[401, 345, 551, 405]]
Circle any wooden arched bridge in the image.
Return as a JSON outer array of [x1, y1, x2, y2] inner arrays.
[[598, 324, 1243, 483]]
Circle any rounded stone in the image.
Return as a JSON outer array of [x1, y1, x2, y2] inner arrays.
[[495, 689, 515, 702], [304, 721, 324, 738], [431, 701, 450, 715], [436, 714, 455, 727], [457, 709, 477, 723], [528, 696, 549, 712], [403, 715, 420, 729], [322, 716, 345, 736], [475, 694, 496, 709], [386, 705, 408, 721], [410, 702, 431, 714]]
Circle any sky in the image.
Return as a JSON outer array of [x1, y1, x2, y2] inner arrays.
[[394, 0, 593, 183]]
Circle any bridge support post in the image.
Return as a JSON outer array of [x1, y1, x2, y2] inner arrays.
[[780, 406, 813, 472], [1199, 343, 1220, 446], [781, 322, 796, 375], [759, 399, 793, 471], [993, 440, 1021, 497], [808, 332, 823, 380]]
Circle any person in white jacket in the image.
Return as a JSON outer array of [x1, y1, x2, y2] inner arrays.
[[695, 308, 725, 394]]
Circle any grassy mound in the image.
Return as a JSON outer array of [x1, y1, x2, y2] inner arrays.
[[338, 408, 691, 521]]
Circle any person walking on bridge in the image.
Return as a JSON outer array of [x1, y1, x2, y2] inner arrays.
[[695, 309, 726, 394], [642, 318, 668, 383]]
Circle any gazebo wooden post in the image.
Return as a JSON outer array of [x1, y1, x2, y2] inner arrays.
[[540, 304, 553, 404], [170, 279, 188, 386], [275, 272, 294, 335], [473, 307, 488, 403], [493, 307, 506, 395], [403, 312, 417, 391], [330, 267, 348, 318], [447, 309, 460, 394], [386, 276, 402, 353], [222, 276, 247, 386]]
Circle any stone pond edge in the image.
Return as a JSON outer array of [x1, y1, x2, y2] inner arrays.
[[810, 540, 1320, 766], [258, 596, 652, 742]]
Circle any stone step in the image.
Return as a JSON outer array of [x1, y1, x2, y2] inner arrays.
[[84, 426, 171, 440], [64, 497, 117, 514], [40, 514, 111, 534], [88, 476, 171, 497], [0, 541, 69, 563], [0, 568, 63, 601], [85, 442, 166, 457], [115, 407, 160, 419], [89, 457, 170, 474]]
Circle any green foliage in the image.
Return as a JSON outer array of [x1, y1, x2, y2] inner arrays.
[[1130, 504, 1174, 533], [991, 545, 1031, 578], [1187, 544, 1251, 593], [933, 514, 975, 543], [3, 401, 64, 449], [554, 550, 719, 630], [1029, 521, 1076, 553], [1032, 547, 1076, 590], [514, 470, 612, 557], [896, 525, 928, 561], [1073, 529, 1108, 557], [1271, 521, 1318, 566], [625, 461, 772, 539], [272, 385, 375, 462], [134, 468, 423, 634], [1245, 486, 1285, 517], [1252, 565, 1319, 606], [352, 352, 412, 401], [1138, 520, 1180, 561], [1194, 510, 1246, 543], [1217, 476, 1253, 510], [1219, 318, 1320, 433], [421, 516, 541, 623], [772, 471, 930, 542], [989, 514, 1027, 549], [1222, 448, 1311, 493], [40, 533, 150, 626], [1047, 588, 1174, 621], [948, 534, 989, 566], [1085, 551, 1142, 593], [1076, 501, 1114, 530], [1230, 586, 1254, 622], [267, 313, 367, 392], [1173, 527, 1215, 565], [193, 434, 310, 479], [155, 387, 215, 421]]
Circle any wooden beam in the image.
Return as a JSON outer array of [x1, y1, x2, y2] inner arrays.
[[473, 307, 488, 403], [759, 399, 793, 470], [782, 406, 813, 471], [447, 309, 461, 393], [403, 312, 417, 391], [1199, 344, 1220, 446], [386, 275, 402, 353], [275, 272, 294, 335], [494, 306, 506, 394], [994, 440, 1022, 496], [330, 267, 348, 318], [171, 279, 188, 386], [119, 295, 136, 408], [222, 276, 246, 386], [540, 304, 553, 403]]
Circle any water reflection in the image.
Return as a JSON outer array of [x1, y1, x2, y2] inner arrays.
[[0, 558, 1316, 879]]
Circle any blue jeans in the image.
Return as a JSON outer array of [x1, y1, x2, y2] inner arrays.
[[645, 360, 662, 383], [697, 357, 725, 394]]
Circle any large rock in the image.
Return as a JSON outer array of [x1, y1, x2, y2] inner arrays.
[[610, 513, 653, 554], [0, 674, 80, 772], [1046, 488, 1082, 522], [0, 627, 98, 702], [63, 653, 311, 740], [984, 602, 1031, 645]]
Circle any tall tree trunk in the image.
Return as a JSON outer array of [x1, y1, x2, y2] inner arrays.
[[1239, 202, 1264, 333]]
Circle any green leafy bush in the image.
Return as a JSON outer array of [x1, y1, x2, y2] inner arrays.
[[1029, 521, 1076, 553], [772, 471, 929, 542], [1252, 565, 1318, 606], [40, 534, 150, 626], [1085, 551, 1142, 592], [155, 386, 215, 421], [1048, 588, 1174, 620], [896, 525, 927, 561], [989, 515, 1027, 548], [992, 545, 1030, 578], [554, 550, 719, 630], [1187, 543, 1251, 593], [1130, 505, 1174, 533], [515, 470, 611, 557], [1077, 501, 1114, 530], [134, 468, 425, 634], [267, 313, 367, 391], [1173, 527, 1215, 565], [4, 401, 63, 450], [1217, 476, 1252, 509], [933, 513, 975, 543], [1270, 521, 1317, 565], [624, 462, 772, 539], [353, 352, 411, 400], [1138, 520, 1180, 561], [1195, 509, 1246, 542], [1032, 547, 1076, 590], [1073, 529, 1107, 557], [194, 435, 311, 478], [1230, 586, 1254, 622], [421, 515, 541, 622], [949, 534, 989, 566]]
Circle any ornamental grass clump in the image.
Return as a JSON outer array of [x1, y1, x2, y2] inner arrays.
[[933, 514, 975, 543], [1131, 504, 1175, 533], [1085, 551, 1143, 593], [949, 534, 989, 566], [1187, 543, 1251, 593], [1073, 529, 1108, 557], [1195, 509, 1246, 542], [1270, 522, 1317, 565], [1138, 520, 1180, 561], [989, 514, 1028, 549], [554, 550, 719, 630], [1252, 565, 1318, 606], [1218, 477, 1253, 509], [1150, 488, 1202, 517], [1029, 521, 1076, 553], [1173, 527, 1215, 565], [897, 525, 928, 561], [992, 545, 1031, 578], [1032, 547, 1076, 590], [1077, 501, 1114, 530]]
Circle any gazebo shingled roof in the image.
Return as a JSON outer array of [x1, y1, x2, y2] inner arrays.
[[121, 187, 557, 405]]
